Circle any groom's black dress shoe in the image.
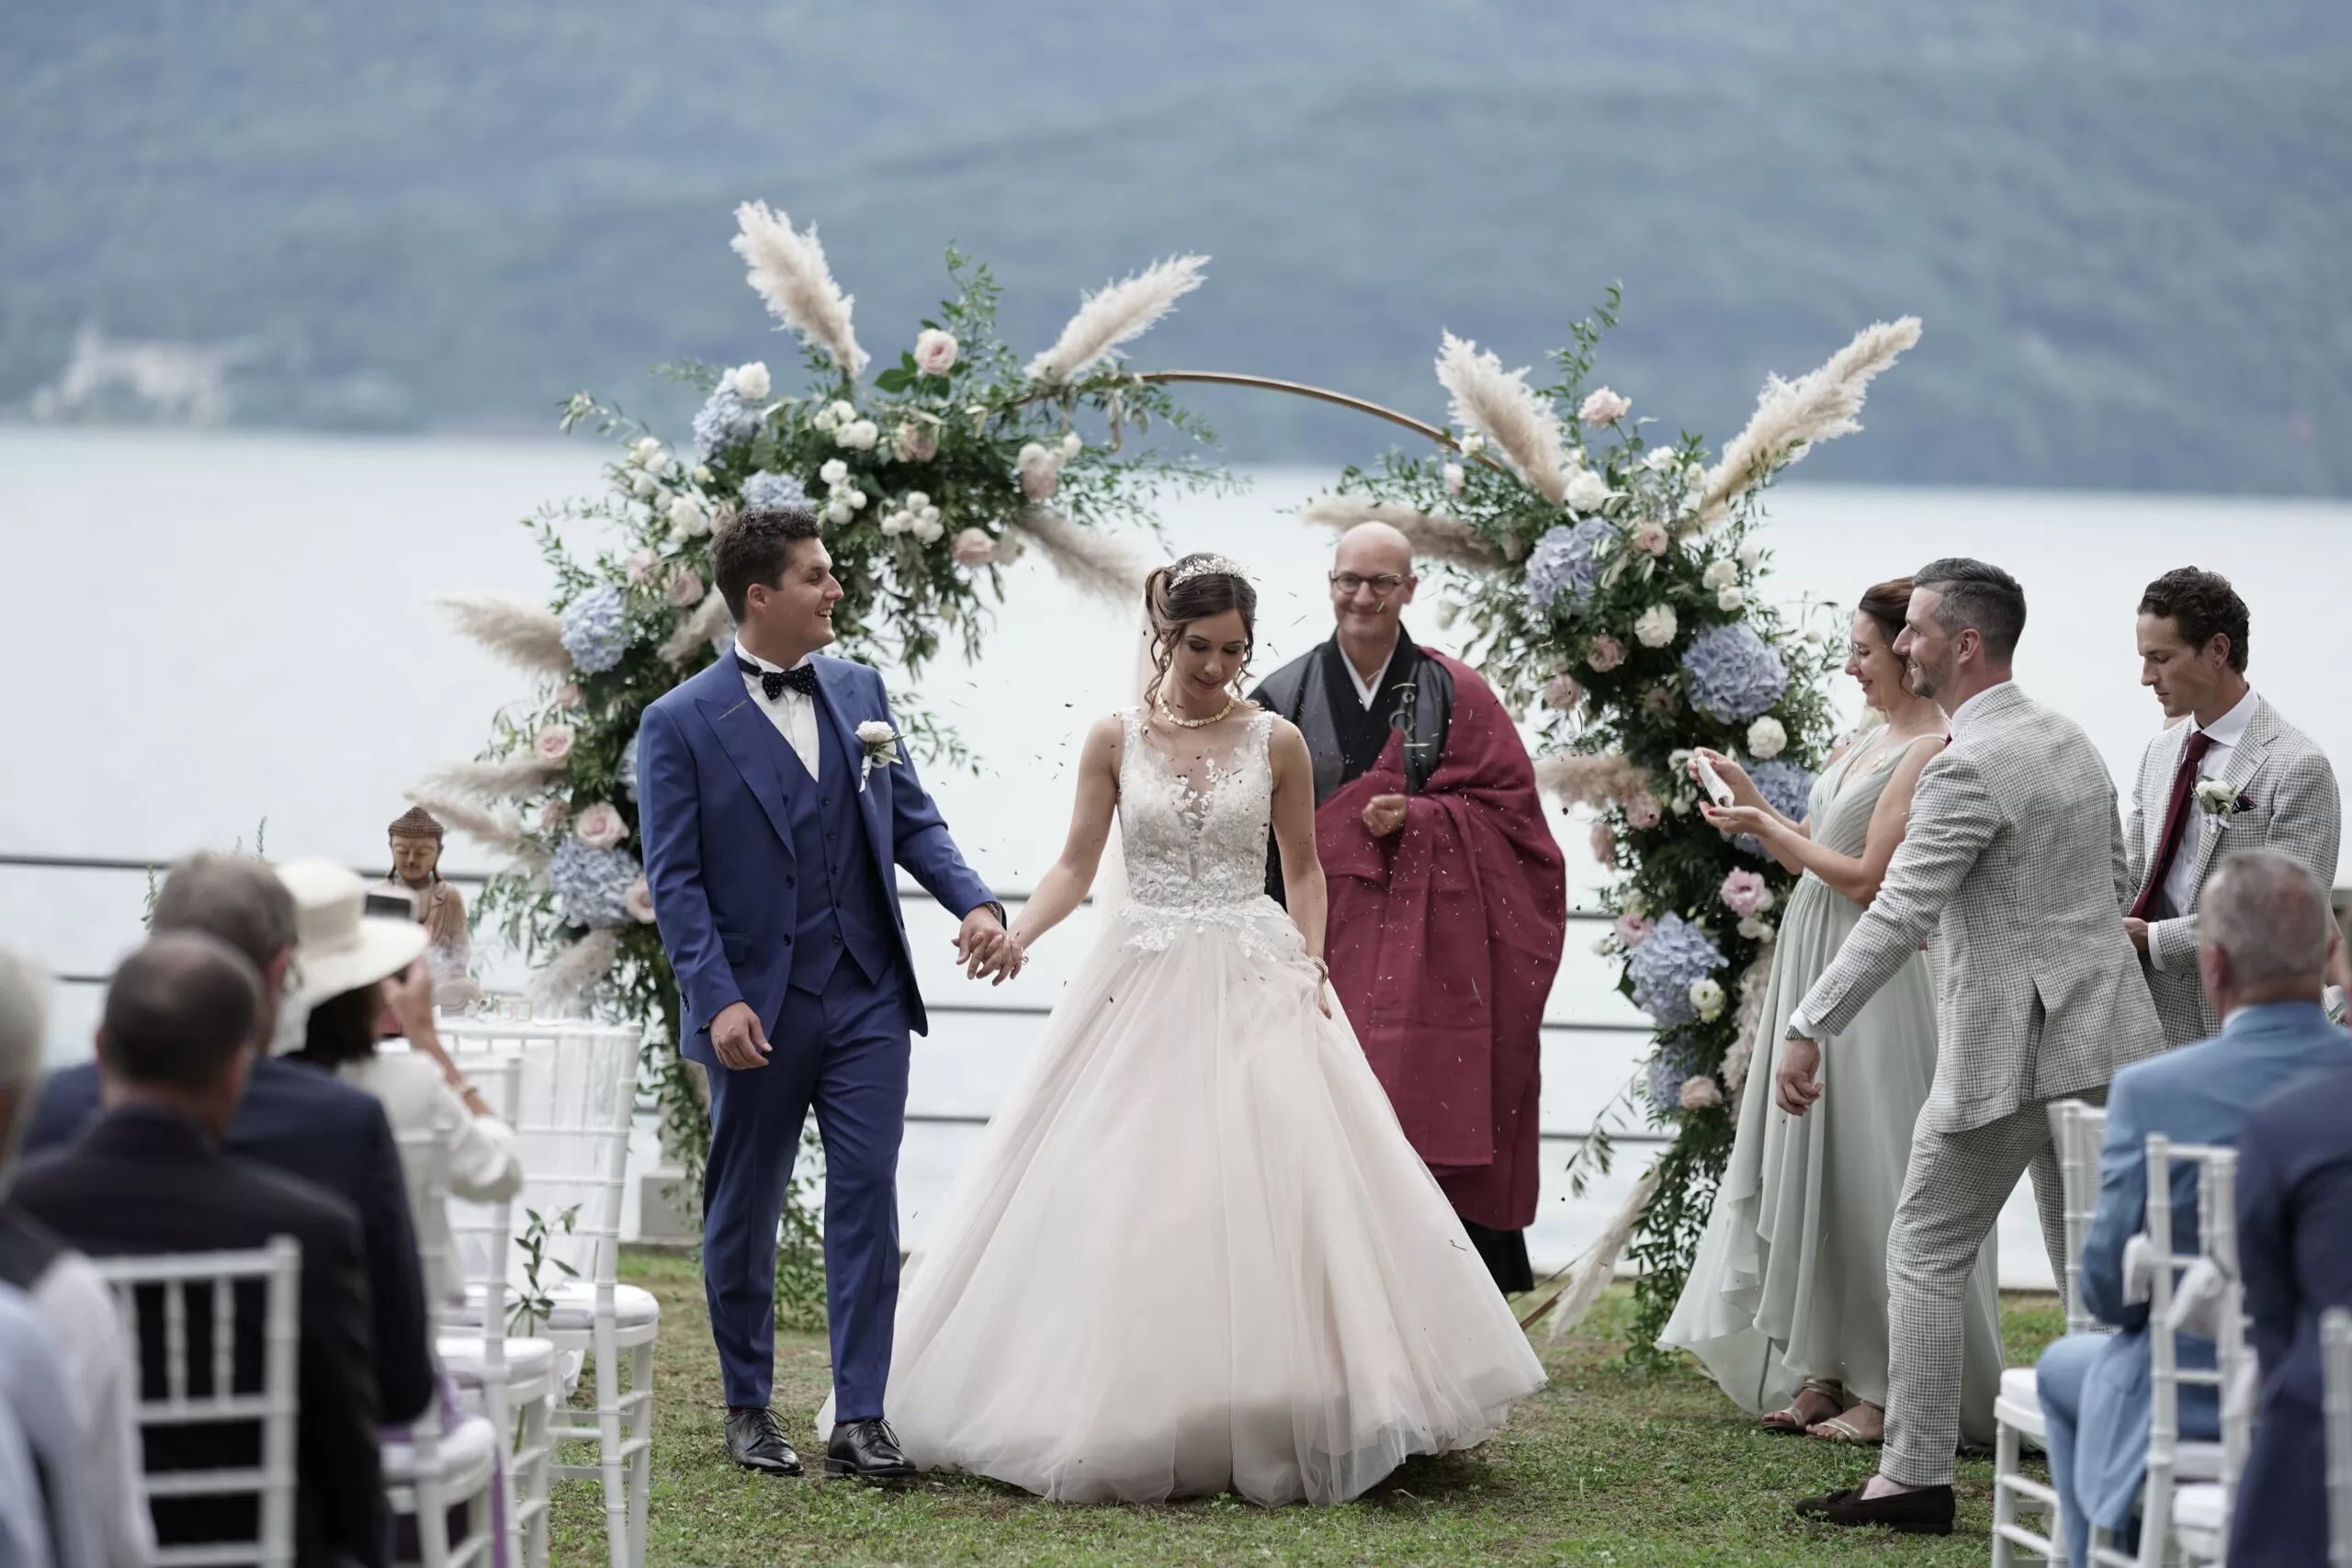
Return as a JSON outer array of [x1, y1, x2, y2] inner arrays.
[[826, 1417, 918, 1483], [1794, 1482, 1955, 1535], [725, 1406, 802, 1475]]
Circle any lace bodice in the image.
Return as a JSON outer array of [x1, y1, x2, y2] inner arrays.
[[1113, 707, 1299, 962]]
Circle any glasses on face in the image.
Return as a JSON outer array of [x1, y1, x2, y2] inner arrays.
[[1329, 572, 1407, 596]]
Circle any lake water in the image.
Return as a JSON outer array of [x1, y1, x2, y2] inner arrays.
[[6, 426, 2347, 1287]]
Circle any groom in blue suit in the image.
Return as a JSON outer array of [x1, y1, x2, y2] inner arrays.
[[639, 504, 1007, 1481], [2034, 848, 2348, 1566]]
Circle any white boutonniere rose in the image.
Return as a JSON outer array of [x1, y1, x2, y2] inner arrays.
[[854, 720, 900, 790], [2193, 777, 2239, 818]]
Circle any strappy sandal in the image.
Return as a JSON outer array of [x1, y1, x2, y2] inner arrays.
[[1760, 1379, 1844, 1435], [1807, 1403, 1885, 1445]]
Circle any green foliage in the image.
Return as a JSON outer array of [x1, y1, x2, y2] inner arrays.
[[510, 1203, 581, 1336], [1332, 299, 1850, 1358]]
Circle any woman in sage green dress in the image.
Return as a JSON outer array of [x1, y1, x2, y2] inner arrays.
[[1657, 579, 2002, 1448]]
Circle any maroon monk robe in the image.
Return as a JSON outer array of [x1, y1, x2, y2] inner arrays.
[[1315, 651, 1568, 1233]]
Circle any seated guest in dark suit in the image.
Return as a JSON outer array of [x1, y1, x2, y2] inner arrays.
[[2230, 1052, 2352, 1565], [14, 933, 386, 1568], [25, 852, 434, 1426], [2034, 849, 2349, 1568]]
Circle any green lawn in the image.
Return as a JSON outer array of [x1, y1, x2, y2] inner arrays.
[[547, 1249, 2064, 1566]]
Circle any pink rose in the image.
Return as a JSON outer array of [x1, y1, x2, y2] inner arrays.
[[533, 725, 575, 764], [537, 798, 571, 834], [1719, 867, 1771, 916], [573, 801, 629, 850], [666, 568, 706, 608], [912, 329, 959, 377], [1544, 672, 1584, 711], [1625, 794, 1663, 830], [1630, 522, 1670, 557], [1017, 443, 1063, 501], [1614, 911, 1656, 947], [1678, 1075, 1724, 1111], [951, 528, 997, 567], [624, 875, 657, 924], [893, 423, 938, 464], [1588, 820, 1617, 867], [1586, 635, 1624, 672], [1579, 387, 1632, 425], [626, 548, 659, 585]]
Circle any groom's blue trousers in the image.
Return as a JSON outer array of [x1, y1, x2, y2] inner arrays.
[[702, 962, 910, 1417]]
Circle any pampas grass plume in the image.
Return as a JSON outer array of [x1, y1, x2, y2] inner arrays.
[[1008, 506, 1150, 604], [439, 593, 571, 675], [1533, 753, 1654, 811], [401, 788, 526, 852], [416, 757, 565, 800], [660, 593, 735, 667], [731, 200, 869, 378], [529, 928, 623, 1015], [1538, 1168, 1662, 1341], [1434, 333, 1571, 504], [1298, 493, 1505, 570], [1698, 317, 1922, 526], [1026, 255, 1208, 385]]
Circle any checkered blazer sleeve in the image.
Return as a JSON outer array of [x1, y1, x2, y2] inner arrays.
[[1798, 744, 2001, 1039]]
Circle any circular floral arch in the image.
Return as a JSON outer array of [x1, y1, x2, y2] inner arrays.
[[419, 203, 1917, 1349]]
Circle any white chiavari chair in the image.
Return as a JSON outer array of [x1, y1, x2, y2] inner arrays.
[[442, 1019, 653, 1568], [2090, 1136, 2243, 1568], [426, 1053, 556, 1568], [1993, 1099, 2109, 1568], [2325, 1306, 2351, 1568], [386, 1125, 499, 1568], [97, 1236, 302, 1568]]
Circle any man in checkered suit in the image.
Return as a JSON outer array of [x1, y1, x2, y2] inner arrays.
[[2121, 567, 2340, 1047], [1775, 558, 2167, 1535]]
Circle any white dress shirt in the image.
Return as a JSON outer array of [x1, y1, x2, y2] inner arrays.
[[2159, 685, 2257, 919], [1343, 640, 1396, 709], [736, 638, 822, 783]]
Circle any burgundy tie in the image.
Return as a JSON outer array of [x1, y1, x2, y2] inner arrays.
[[2130, 730, 2216, 920]]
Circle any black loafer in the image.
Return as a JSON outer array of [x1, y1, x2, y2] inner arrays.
[[1795, 1482, 1954, 1535], [826, 1416, 917, 1483], [725, 1406, 802, 1476]]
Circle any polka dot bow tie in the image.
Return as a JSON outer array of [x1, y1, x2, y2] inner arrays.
[[738, 657, 818, 701]]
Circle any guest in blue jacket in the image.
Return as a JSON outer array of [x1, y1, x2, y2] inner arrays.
[[2035, 848, 2349, 1568], [2230, 1054, 2352, 1566]]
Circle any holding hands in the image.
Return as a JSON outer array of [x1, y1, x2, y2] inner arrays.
[[956, 906, 1023, 985]]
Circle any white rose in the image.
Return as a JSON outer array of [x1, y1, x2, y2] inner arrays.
[[666, 494, 709, 537], [1579, 387, 1632, 425], [1702, 558, 1739, 590], [1803, 626, 1826, 644], [848, 487, 867, 509], [821, 498, 854, 525], [827, 400, 856, 426], [731, 362, 771, 401], [692, 464, 714, 485], [838, 419, 879, 451], [1644, 446, 1681, 472], [1737, 914, 1776, 942], [1458, 432, 1487, 455], [1565, 468, 1613, 513], [1747, 715, 1789, 760], [820, 458, 850, 486], [1059, 432, 1082, 458], [904, 491, 930, 510], [912, 329, 958, 377], [1634, 604, 1679, 648], [1717, 586, 1747, 611], [1442, 462, 1465, 495], [913, 515, 944, 545], [631, 436, 663, 464], [630, 472, 659, 499], [880, 513, 909, 536], [1689, 976, 1726, 1021], [855, 720, 896, 746], [2194, 778, 2238, 815], [1738, 540, 1765, 569]]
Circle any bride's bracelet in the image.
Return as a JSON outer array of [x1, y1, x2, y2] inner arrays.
[[1308, 956, 1329, 984]]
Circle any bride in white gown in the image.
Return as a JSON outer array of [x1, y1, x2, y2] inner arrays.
[[870, 552, 1545, 1505]]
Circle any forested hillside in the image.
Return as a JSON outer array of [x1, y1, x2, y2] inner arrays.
[[7, 0, 2348, 491]]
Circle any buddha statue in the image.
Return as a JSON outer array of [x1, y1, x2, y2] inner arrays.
[[385, 805, 479, 1008]]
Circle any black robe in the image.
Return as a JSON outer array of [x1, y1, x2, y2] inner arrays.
[[1249, 630, 1532, 1295]]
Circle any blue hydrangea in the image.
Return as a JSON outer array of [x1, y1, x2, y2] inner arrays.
[[1645, 1038, 1712, 1114], [1735, 760, 1818, 858], [1626, 912, 1726, 1028], [1680, 622, 1789, 724], [1522, 517, 1617, 618], [740, 469, 808, 511], [560, 584, 630, 673], [618, 731, 639, 801], [691, 383, 763, 462], [547, 838, 641, 929]]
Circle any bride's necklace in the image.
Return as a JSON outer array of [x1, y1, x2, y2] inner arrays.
[[1157, 693, 1236, 729]]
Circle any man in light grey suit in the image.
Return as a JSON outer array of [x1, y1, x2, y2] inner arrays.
[[2122, 567, 2341, 1045], [1778, 558, 2167, 1534]]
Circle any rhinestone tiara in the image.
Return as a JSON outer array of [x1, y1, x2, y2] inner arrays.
[[1167, 553, 1250, 589]]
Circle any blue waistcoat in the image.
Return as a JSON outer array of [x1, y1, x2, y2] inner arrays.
[[782, 696, 897, 996]]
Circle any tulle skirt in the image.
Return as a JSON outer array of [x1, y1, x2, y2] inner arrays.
[[874, 897, 1546, 1505]]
